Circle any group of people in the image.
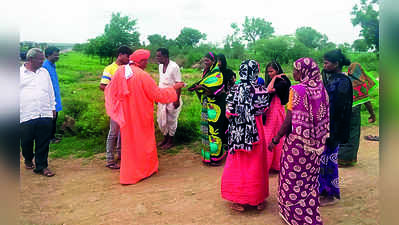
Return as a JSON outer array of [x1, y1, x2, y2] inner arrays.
[[20, 47, 62, 177], [187, 49, 377, 225], [20, 44, 377, 224]]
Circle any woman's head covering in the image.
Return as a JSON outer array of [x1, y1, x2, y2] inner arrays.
[[239, 59, 260, 84], [202, 52, 217, 77], [347, 62, 378, 106], [225, 59, 269, 153], [294, 57, 322, 88], [204, 51, 216, 61], [290, 57, 330, 155], [129, 49, 150, 64]]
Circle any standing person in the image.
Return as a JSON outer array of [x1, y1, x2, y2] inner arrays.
[[155, 48, 183, 149], [20, 48, 56, 177], [42, 47, 62, 144], [216, 53, 236, 92], [221, 60, 270, 212], [263, 61, 291, 172], [268, 57, 329, 225], [338, 62, 377, 166], [188, 52, 228, 166], [104, 49, 185, 184], [320, 49, 353, 206], [99, 46, 132, 169]]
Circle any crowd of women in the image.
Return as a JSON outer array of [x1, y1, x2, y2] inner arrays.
[[187, 49, 377, 225]]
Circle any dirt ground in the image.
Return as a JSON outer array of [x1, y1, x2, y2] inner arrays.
[[19, 126, 379, 225]]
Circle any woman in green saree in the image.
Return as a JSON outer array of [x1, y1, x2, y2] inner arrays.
[[188, 52, 228, 166], [338, 62, 377, 166]]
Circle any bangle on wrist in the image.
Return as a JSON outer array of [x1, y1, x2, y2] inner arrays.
[[272, 137, 279, 145]]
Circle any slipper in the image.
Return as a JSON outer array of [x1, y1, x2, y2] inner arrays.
[[231, 203, 245, 212], [256, 202, 266, 211], [364, 135, 379, 141], [34, 168, 55, 177], [105, 163, 120, 169], [25, 162, 35, 169], [209, 162, 221, 167]]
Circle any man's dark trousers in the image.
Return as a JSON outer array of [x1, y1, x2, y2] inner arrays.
[[20, 118, 52, 173]]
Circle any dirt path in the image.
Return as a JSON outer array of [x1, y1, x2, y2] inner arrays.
[[19, 126, 379, 225]]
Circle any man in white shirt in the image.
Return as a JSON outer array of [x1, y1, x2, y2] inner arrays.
[[20, 48, 56, 177], [155, 48, 183, 149]]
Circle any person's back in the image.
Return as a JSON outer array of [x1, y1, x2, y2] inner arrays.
[[105, 49, 184, 184]]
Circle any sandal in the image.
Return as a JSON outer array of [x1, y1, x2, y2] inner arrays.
[[231, 203, 245, 212], [105, 163, 120, 169], [256, 202, 266, 211], [209, 162, 221, 167], [364, 135, 379, 141], [35, 168, 55, 177], [25, 162, 35, 169]]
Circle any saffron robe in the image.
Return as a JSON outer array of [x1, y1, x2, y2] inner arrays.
[[105, 64, 177, 184]]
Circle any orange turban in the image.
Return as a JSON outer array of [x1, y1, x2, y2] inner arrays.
[[129, 49, 151, 63]]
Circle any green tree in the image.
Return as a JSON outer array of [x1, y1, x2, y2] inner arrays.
[[287, 40, 312, 62], [103, 12, 140, 57], [242, 17, 274, 46], [147, 34, 169, 47], [351, 0, 379, 51], [338, 42, 353, 53], [352, 39, 369, 52], [295, 26, 324, 49], [85, 12, 140, 62], [224, 23, 245, 59], [175, 27, 206, 48], [254, 36, 290, 64]]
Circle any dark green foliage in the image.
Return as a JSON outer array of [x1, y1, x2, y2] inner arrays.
[[351, 0, 379, 51]]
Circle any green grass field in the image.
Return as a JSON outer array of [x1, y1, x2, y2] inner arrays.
[[49, 51, 379, 159]]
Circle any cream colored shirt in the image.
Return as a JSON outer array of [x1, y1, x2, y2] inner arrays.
[[20, 65, 55, 123], [158, 60, 181, 88]]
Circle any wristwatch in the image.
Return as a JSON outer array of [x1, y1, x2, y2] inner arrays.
[[272, 137, 279, 145]]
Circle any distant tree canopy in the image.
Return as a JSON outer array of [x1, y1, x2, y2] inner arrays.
[[69, 5, 379, 67], [241, 17, 275, 45], [83, 12, 140, 62], [295, 27, 323, 49], [352, 39, 369, 52], [175, 27, 207, 48], [351, 0, 379, 51]]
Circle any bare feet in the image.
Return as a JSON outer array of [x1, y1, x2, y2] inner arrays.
[[231, 203, 245, 212], [157, 135, 168, 147], [161, 136, 174, 149]]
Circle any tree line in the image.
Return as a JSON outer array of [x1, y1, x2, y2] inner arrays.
[[72, 0, 379, 67]]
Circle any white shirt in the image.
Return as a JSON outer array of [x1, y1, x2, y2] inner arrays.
[[20, 65, 56, 123], [158, 60, 182, 88]]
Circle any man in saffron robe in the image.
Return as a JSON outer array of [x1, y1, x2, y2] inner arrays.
[[104, 49, 185, 184]]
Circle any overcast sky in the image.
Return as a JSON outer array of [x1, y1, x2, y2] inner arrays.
[[18, 0, 362, 46]]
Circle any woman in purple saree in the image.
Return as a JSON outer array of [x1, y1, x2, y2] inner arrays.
[[268, 58, 330, 225]]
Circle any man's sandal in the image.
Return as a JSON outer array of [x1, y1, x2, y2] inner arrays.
[[105, 163, 120, 169], [364, 135, 379, 141], [34, 168, 55, 177]]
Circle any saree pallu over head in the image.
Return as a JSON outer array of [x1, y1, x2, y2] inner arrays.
[[347, 62, 378, 106], [277, 58, 329, 225], [226, 59, 270, 153], [289, 58, 330, 155]]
